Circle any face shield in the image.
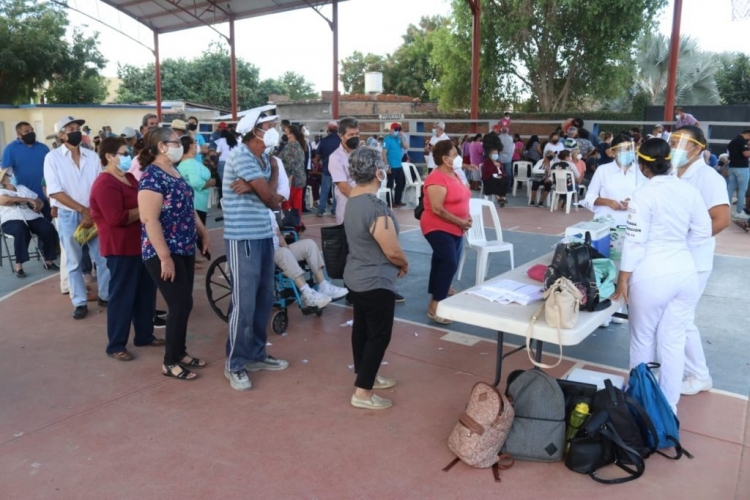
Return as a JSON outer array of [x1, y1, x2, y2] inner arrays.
[[668, 133, 702, 169], [611, 141, 635, 168]]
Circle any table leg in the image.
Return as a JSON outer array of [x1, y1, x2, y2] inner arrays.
[[535, 340, 544, 363], [493, 331, 504, 387]]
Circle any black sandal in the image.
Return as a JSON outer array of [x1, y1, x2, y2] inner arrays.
[[180, 355, 206, 369], [162, 364, 197, 380]]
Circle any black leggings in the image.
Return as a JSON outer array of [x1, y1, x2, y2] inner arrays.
[[197, 210, 207, 252], [145, 254, 195, 366], [348, 288, 395, 390]]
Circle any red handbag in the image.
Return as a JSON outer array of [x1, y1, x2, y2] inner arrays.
[[527, 264, 547, 282]]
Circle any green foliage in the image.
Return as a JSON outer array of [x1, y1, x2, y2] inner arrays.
[[716, 52, 750, 104], [0, 0, 106, 104], [115, 43, 317, 109], [339, 51, 386, 94]]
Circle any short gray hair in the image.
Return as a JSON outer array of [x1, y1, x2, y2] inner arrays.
[[348, 146, 385, 185], [338, 116, 358, 135], [435, 121, 446, 130]]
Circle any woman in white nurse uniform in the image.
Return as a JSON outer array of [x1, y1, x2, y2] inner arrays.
[[613, 138, 712, 415]]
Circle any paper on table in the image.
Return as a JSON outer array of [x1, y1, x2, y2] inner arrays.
[[465, 279, 543, 305]]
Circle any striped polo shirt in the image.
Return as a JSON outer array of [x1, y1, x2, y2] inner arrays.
[[222, 145, 273, 241]]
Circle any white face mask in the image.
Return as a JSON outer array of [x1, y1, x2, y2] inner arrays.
[[452, 156, 463, 170], [432, 128, 437, 135], [166, 146, 183, 164], [261, 127, 280, 149]]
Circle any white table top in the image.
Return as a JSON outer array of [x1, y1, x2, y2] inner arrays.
[[436, 253, 623, 346]]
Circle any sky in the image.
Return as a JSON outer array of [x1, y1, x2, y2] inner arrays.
[[62, 0, 750, 94]]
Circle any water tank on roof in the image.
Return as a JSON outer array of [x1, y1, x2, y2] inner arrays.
[[364, 72, 383, 94]]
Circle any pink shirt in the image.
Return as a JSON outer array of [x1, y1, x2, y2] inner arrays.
[[469, 141, 484, 166], [420, 169, 471, 238], [128, 156, 143, 181]]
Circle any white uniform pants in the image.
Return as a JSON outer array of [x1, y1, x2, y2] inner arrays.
[[628, 272, 699, 414], [683, 270, 711, 381], [274, 239, 323, 281], [56, 218, 69, 294]]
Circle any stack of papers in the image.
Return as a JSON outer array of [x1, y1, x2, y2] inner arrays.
[[465, 279, 544, 305]]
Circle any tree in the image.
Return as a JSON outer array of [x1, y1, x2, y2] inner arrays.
[[45, 30, 108, 104], [716, 53, 750, 104], [0, 0, 105, 104], [483, 0, 667, 112], [339, 51, 386, 94], [385, 16, 444, 101], [275, 71, 317, 100]]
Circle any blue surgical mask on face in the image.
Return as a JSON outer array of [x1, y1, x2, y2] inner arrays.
[[670, 148, 689, 169], [118, 155, 132, 172], [392, 130, 399, 137], [616, 151, 635, 168], [9, 175, 17, 186], [490, 153, 499, 161]]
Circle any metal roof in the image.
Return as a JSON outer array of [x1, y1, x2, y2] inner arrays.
[[99, 0, 347, 34]]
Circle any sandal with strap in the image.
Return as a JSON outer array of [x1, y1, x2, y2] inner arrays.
[[108, 350, 134, 362], [162, 364, 197, 380], [180, 355, 207, 369]]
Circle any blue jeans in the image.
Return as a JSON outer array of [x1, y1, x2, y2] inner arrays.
[[317, 174, 337, 215], [503, 161, 514, 185], [225, 238, 274, 371], [727, 167, 750, 214], [57, 209, 110, 307], [106, 255, 156, 354], [425, 230, 463, 301]]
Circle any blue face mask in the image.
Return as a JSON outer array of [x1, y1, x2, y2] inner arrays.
[[616, 151, 635, 167], [118, 155, 132, 172], [392, 130, 399, 137], [490, 153, 499, 161], [670, 148, 689, 169], [9, 175, 17, 186]]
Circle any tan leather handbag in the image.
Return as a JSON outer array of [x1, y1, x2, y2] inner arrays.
[[525, 277, 582, 369]]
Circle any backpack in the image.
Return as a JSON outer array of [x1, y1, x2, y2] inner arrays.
[[320, 224, 348, 280], [443, 382, 515, 482], [626, 363, 693, 460], [414, 186, 425, 220], [501, 370, 566, 462]]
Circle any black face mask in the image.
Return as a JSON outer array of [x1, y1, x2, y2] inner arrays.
[[551, 139, 559, 144], [66, 131, 83, 147], [21, 132, 36, 145], [188, 123, 198, 131], [345, 136, 360, 150]]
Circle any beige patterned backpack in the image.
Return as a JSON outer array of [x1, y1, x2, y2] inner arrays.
[[443, 382, 515, 482]]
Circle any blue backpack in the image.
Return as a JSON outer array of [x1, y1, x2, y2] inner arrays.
[[626, 363, 693, 460]]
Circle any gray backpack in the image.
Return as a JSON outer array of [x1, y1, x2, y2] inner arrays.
[[501, 370, 566, 462]]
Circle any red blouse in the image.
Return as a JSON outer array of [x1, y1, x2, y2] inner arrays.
[[481, 158, 507, 181], [420, 168, 471, 238], [89, 172, 141, 257]]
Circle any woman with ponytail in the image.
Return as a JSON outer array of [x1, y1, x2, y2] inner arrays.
[[612, 138, 712, 415]]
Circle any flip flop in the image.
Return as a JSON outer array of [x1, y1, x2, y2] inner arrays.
[[427, 311, 453, 325]]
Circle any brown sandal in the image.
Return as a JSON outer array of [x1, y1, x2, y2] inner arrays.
[[108, 350, 134, 362], [139, 338, 165, 347]]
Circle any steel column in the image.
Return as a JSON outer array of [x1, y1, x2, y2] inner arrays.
[[469, 0, 481, 133], [663, 0, 683, 128], [154, 30, 162, 123], [229, 15, 238, 121], [332, 0, 339, 119]]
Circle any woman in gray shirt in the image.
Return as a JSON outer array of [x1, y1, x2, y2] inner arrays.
[[343, 147, 408, 410]]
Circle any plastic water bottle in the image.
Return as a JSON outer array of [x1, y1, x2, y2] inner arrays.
[[564, 402, 590, 455]]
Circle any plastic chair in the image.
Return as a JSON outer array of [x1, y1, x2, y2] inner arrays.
[[512, 161, 532, 197], [0, 225, 41, 270], [401, 162, 423, 206], [549, 169, 579, 214], [305, 185, 314, 208], [376, 174, 392, 208], [457, 198, 515, 285]]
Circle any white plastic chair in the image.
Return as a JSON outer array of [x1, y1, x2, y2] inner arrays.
[[457, 198, 515, 285], [305, 185, 314, 208], [376, 174, 393, 208], [512, 161, 532, 197], [401, 162, 423, 206], [549, 169, 579, 214]]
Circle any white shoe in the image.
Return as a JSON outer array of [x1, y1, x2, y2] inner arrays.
[[600, 317, 612, 328], [681, 376, 712, 396], [734, 211, 750, 220], [318, 280, 348, 300], [373, 375, 397, 390], [351, 393, 393, 410], [611, 316, 626, 324], [302, 288, 332, 309]]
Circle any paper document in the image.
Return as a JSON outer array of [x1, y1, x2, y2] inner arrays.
[[465, 279, 543, 305]]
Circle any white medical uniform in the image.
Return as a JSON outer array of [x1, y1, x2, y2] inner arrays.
[[621, 175, 712, 413], [678, 159, 730, 382], [582, 161, 646, 225]]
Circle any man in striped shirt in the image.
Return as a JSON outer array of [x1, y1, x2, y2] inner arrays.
[[222, 106, 289, 391]]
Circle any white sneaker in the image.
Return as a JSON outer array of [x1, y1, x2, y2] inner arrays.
[[318, 280, 348, 300], [225, 369, 253, 391], [600, 317, 612, 328], [301, 288, 332, 309], [681, 376, 712, 396], [734, 211, 750, 220], [611, 316, 626, 324]]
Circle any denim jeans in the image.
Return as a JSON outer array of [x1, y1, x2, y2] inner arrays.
[[317, 174, 337, 215], [225, 238, 274, 371], [57, 209, 110, 307], [727, 167, 750, 214]]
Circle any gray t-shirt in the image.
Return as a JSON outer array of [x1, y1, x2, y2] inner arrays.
[[343, 193, 400, 293]]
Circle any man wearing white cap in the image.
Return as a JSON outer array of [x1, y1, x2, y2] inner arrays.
[[44, 115, 110, 320], [222, 105, 289, 391], [425, 121, 449, 171], [121, 126, 137, 157]]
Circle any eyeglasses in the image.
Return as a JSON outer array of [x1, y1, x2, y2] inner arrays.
[[116, 152, 129, 156], [164, 140, 180, 145]]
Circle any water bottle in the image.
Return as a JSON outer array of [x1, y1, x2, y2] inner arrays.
[[564, 402, 590, 455]]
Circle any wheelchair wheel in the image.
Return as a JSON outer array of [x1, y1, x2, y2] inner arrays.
[[206, 255, 231, 323], [272, 309, 288, 334]]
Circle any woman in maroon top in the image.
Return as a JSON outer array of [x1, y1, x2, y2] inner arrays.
[[481, 147, 508, 207], [90, 137, 163, 361]]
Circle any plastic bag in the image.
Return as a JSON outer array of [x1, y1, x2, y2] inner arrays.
[[73, 223, 98, 245]]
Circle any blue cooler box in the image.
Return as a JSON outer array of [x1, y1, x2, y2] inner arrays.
[[565, 221, 611, 257]]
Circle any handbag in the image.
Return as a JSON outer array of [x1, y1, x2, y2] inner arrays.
[[320, 224, 349, 280], [73, 223, 98, 245], [527, 264, 547, 282], [414, 186, 425, 220], [524, 277, 582, 369]]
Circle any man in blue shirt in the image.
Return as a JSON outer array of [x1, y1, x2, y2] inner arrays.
[[2, 122, 51, 220], [382, 122, 409, 207], [315, 121, 341, 217]]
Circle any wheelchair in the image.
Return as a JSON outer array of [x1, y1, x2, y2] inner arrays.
[[205, 228, 325, 335]]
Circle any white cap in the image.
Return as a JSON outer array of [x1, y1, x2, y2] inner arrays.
[[121, 126, 137, 139], [236, 105, 279, 135], [54, 115, 85, 133]]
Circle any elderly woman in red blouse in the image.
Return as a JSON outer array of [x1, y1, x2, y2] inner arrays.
[[90, 137, 163, 361]]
